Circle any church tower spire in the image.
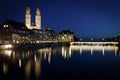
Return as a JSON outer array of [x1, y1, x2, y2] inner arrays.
[[25, 7, 31, 29], [25, 7, 41, 29], [35, 8, 41, 29]]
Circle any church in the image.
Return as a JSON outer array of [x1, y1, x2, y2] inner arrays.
[[25, 7, 41, 30], [0, 7, 74, 45]]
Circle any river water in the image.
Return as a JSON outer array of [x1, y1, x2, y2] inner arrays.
[[0, 45, 120, 80]]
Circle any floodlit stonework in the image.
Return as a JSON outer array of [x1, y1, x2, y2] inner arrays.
[[25, 7, 41, 30]]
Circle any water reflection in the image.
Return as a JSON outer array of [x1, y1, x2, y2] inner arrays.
[[3, 63, 8, 74], [0, 45, 119, 80], [25, 58, 41, 80], [70, 45, 118, 56]]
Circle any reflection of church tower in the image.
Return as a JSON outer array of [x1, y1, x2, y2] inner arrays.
[[25, 7, 41, 29]]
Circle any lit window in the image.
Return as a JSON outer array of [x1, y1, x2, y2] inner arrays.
[[3, 25, 8, 28], [62, 36, 64, 39], [23, 37, 25, 39], [64, 34, 67, 36], [16, 41, 19, 43]]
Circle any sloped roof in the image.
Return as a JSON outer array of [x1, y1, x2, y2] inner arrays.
[[3, 19, 28, 30], [59, 30, 74, 34]]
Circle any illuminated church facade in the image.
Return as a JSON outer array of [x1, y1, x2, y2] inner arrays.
[[0, 7, 75, 45], [25, 7, 41, 29]]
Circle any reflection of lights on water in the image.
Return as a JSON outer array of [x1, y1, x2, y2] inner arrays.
[[80, 46, 82, 55], [4, 44, 13, 49], [34, 55, 37, 62], [25, 60, 41, 80], [70, 45, 118, 56], [37, 48, 51, 54], [115, 48, 117, 56], [69, 47, 71, 57], [19, 59, 22, 68], [22, 54, 25, 59], [35, 59, 41, 80], [62, 47, 67, 58], [25, 61, 31, 80], [8, 50, 12, 56], [64, 50, 66, 58], [62, 46, 71, 59], [13, 51, 15, 56], [3, 63, 8, 74], [102, 47, 105, 56], [0, 44, 13, 49], [62, 47, 64, 56], [91, 46, 93, 55], [48, 54, 51, 64], [44, 53, 46, 59], [44, 52, 51, 64], [3, 50, 12, 57]]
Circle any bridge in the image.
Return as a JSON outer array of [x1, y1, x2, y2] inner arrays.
[[70, 42, 118, 45]]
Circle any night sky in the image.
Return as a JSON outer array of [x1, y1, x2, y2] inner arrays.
[[0, 0, 120, 39]]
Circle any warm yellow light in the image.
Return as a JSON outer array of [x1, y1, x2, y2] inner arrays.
[[4, 44, 13, 49], [19, 59, 22, 68], [3, 63, 8, 74], [3, 50, 12, 57]]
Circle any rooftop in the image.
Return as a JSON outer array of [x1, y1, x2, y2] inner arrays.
[[59, 30, 74, 34], [2, 19, 28, 30]]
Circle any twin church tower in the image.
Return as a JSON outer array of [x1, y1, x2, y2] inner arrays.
[[25, 7, 41, 29]]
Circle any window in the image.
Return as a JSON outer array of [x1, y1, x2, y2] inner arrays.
[[62, 36, 64, 39], [4, 25, 8, 28]]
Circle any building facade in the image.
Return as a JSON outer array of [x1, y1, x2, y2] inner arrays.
[[43, 29, 57, 41], [25, 7, 41, 30], [0, 20, 58, 44], [0, 20, 30, 44], [58, 30, 74, 42], [29, 29, 57, 43]]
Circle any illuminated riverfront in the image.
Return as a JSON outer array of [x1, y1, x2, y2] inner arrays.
[[1, 0, 120, 80]]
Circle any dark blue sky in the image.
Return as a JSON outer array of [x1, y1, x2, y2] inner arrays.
[[0, 0, 120, 39]]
